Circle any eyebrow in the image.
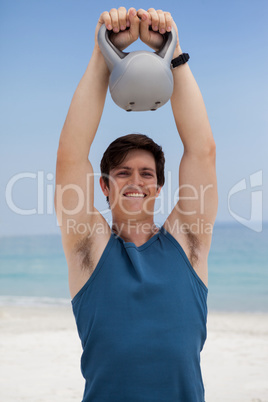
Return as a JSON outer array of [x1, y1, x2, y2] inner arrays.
[[115, 166, 156, 173]]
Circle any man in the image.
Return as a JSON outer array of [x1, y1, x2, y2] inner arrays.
[[55, 7, 217, 402]]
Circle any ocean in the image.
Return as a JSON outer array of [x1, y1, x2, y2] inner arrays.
[[0, 223, 267, 312]]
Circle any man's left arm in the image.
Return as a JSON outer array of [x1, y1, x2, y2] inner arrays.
[[165, 37, 218, 287], [168, 41, 218, 244], [138, 9, 218, 285]]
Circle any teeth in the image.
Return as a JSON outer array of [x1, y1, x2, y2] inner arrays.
[[124, 193, 145, 198]]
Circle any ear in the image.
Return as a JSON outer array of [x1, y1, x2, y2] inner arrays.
[[155, 186, 162, 198], [99, 176, 109, 196]]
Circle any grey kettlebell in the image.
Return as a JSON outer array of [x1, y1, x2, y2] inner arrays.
[[97, 25, 177, 111]]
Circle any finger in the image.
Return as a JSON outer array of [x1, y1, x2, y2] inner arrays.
[[99, 11, 112, 30], [109, 8, 120, 33], [147, 8, 159, 31], [156, 10, 166, 34], [137, 8, 151, 23], [137, 9, 151, 40], [128, 7, 138, 27], [118, 6, 127, 30], [164, 12, 173, 32], [128, 8, 140, 40]]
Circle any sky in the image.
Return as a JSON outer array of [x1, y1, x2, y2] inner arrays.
[[0, 0, 267, 236]]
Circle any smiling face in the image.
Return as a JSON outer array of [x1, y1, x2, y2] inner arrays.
[[100, 149, 162, 221]]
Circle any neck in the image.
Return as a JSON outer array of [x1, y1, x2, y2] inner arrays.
[[112, 218, 159, 247]]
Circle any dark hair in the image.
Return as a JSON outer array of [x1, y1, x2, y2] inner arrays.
[[100, 134, 165, 189]]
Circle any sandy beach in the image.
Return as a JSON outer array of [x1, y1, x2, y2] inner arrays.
[[0, 305, 267, 402]]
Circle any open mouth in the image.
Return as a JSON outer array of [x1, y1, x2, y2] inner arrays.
[[123, 192, 147, 198]]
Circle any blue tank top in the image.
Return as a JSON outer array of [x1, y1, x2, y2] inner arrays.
[[72, 226, 208, 402]]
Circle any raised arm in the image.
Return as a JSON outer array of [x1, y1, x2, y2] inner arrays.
[[169, 21, 218, 242], [55, 8, 140, 297], [55, 16, 110, 244], [138, 8, 218, 285], [55, 8, 140, 244]]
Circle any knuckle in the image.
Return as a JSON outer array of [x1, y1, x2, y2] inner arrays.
[[101, 11, 109, 18], [110, 11, 119, 24], [118, 8, 127, 23], [100, 11, 110, 25], [151, 13, 159, 22]]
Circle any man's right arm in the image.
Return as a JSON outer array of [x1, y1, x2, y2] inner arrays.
[[55, 8, 140, 239], [54, 8, 140, 297], [55, 44, 110, 245]]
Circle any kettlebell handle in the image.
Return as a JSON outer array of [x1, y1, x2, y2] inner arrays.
[[98, 24, 177, 72]]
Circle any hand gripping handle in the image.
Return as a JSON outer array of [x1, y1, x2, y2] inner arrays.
[[98, 25, 177, 72], [97, 24, 128, 72], [156, 27, 177, 63]]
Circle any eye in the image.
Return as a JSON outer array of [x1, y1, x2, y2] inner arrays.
[[142, 172, 154, 177], [117, 171, 129, 176]]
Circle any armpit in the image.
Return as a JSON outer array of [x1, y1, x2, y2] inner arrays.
[[75, 236, 94, 273], [186, 231, 200, 268]]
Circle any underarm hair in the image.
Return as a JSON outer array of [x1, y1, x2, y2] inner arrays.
[[186, 232, 200, 268], [75, 236, 94, 272]]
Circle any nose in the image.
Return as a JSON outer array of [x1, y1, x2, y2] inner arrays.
[[128, 171, 144, 187]]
